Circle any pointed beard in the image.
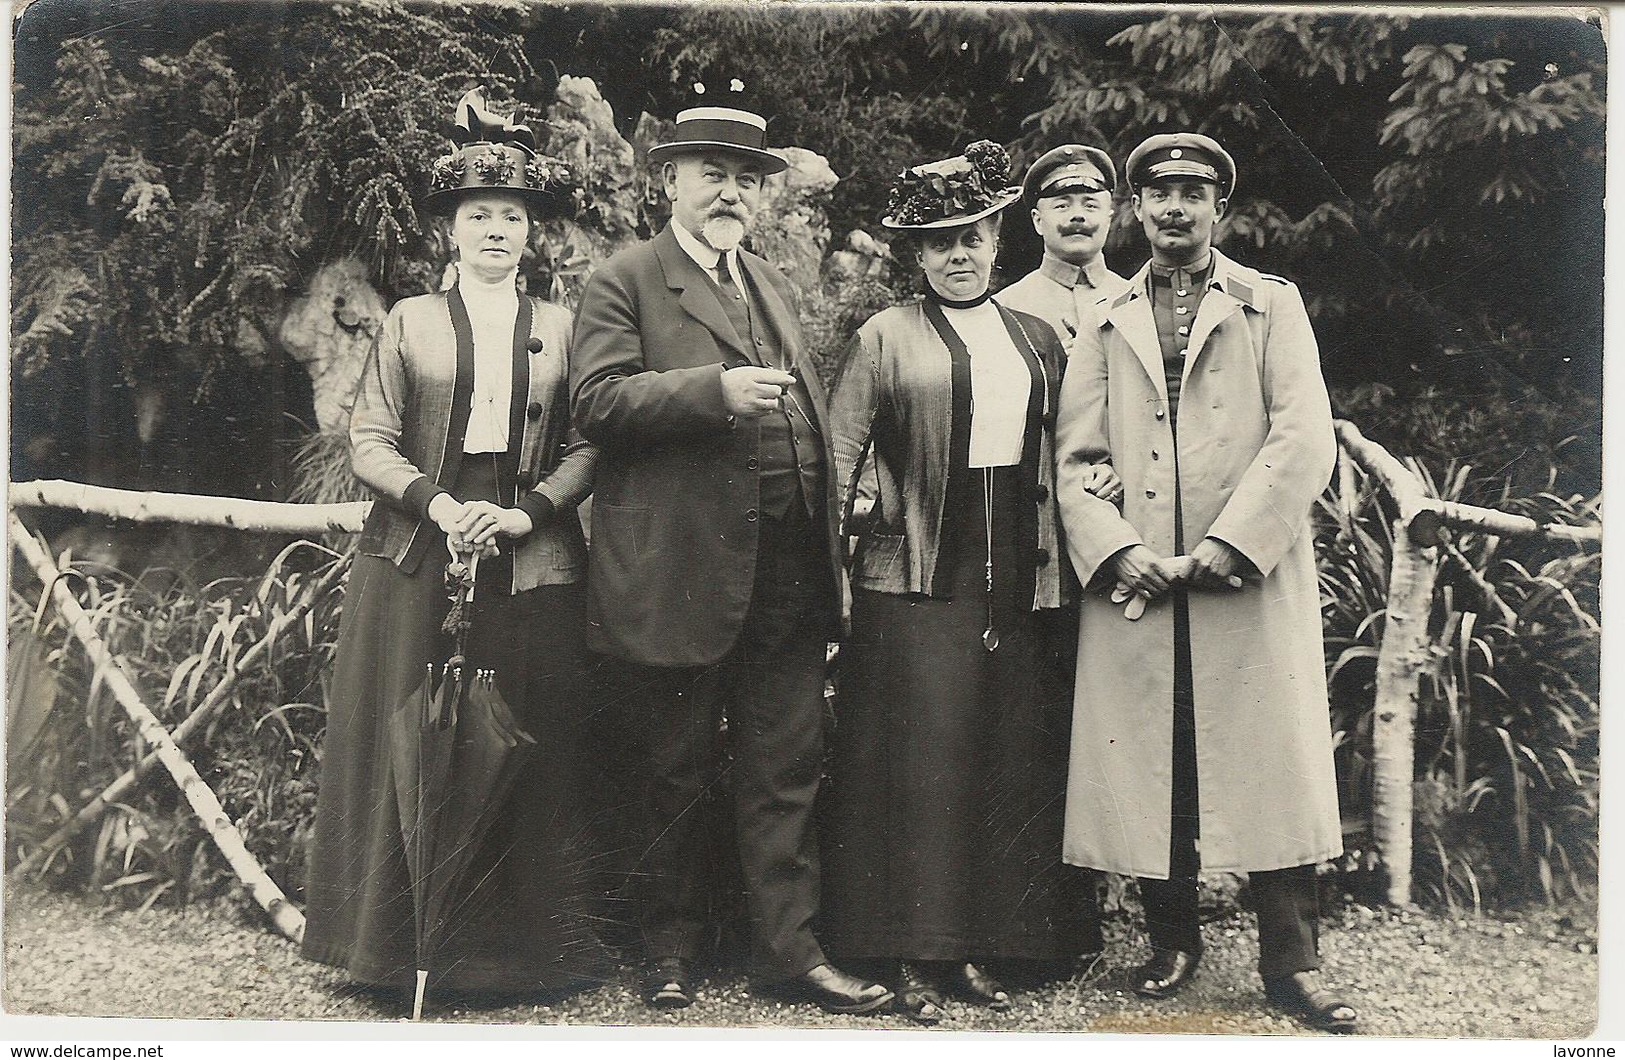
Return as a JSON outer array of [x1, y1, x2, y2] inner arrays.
[[702, 215, 747, 252]]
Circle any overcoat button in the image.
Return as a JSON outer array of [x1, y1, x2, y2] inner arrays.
[[527, 338, 544, 353], [1145, 489, 1157, 499], [1033, 484, 1050, 503], [516, 471, 535, 489], [1152, 449, 1160, 460], [526, 401, 544, 419], [745, 508, 759, 522], [1034, 548, 1051, 566], [746, 457, 759, 470], [1155, 409, 1166, 420]]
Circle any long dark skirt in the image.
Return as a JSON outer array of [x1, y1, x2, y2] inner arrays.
[[302, 464, 611, 996], [819, 464, 1092, 961]]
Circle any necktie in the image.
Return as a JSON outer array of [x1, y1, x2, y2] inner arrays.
[[716, 253, 744, 305]]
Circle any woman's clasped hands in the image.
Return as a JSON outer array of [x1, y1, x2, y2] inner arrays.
[[427, 494, 533, 558]]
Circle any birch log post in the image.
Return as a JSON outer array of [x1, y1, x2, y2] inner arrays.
[[1333, 420, 1441, 906], [8, 515, 306, 942], [1367, 525, 1439, 906], [10, 480, 370, 534], [12, 555, 349, 878]]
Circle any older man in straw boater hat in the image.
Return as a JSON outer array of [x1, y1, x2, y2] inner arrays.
[[1054, 132, 1358, 1033], [570, 98, 892, 1016]]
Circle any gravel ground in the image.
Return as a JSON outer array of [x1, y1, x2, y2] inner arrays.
[[2, 883, 1598, 1037]]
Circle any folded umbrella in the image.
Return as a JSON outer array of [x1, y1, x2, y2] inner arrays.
[[387, 548, 535, 1020]]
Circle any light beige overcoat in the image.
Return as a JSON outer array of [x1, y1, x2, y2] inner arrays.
[[1054, 248, 1343, 878]]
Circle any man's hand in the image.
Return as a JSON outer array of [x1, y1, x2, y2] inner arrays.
[[1109, 544, 1179, 600], [1080, 463, 1124, 505], [722, 365, 797, 419], [1187, 537, 1249, 591]]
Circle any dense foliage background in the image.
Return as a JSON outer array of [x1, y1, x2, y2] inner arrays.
[[7, 2, 1603, 915]]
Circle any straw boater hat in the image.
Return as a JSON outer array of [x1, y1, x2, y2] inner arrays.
[[647, 106, 789, 175], [425, 89, 579, 214], [881, 140, 1021, 230], [1020, 143, 1117, 206], [1123, 132, 1237, 196]]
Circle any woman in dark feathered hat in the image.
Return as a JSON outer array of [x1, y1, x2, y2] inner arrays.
[[820, 142, 1120, 1022], [301, 89, 610, 1005]]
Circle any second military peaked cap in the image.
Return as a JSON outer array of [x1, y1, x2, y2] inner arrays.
[[1021, 144, 1117, 205], [1124, 132, 1237, 195]]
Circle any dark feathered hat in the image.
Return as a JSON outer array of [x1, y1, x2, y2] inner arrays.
[[425, 89, 579, 214], [881, 140, 1021, 230]]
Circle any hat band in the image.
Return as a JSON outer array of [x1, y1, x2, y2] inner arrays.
[[668, 117, 767, 151], [1145, 159, 1220, 183]]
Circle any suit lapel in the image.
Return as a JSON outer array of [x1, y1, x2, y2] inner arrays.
[[739, 252, 799, 366], [1103, 266, 1168, 404], [654, 227, 752, 366], [738, 251, 833, 438]]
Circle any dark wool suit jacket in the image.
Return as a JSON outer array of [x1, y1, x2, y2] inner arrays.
[[570, 225, 844, 668]]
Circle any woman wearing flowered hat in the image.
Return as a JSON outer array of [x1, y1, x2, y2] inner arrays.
[[821, 142, 1119, 1022], [302, 89, 609, 1004]]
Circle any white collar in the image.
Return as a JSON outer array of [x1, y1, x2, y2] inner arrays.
[[456, 267, 520, 299], [670, 220, 739, 278]]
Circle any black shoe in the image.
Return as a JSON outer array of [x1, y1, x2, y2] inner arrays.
[[1264, 970, 1358, 1033], [944, 961, 1012, 1010], [1131, 948, 1202, 999], [780, 962, 895, 1015], [893, 962, 946, 1025], [641, 957, 693, 1010]]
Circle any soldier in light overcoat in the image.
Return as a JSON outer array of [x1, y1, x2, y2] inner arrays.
[[1054, 132, 1357, 1033]]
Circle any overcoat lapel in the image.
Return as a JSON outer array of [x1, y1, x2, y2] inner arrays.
[[654, 227, 753, 365], [1102, 268, 1168, 405], [1181, 252, 1246, 390]]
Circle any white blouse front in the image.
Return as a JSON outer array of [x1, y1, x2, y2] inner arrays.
[[941, 302, 1030, 468], [459, 272, 521, 455]]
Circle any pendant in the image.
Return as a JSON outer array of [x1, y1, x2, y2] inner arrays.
[[983, 627, 1000, 652]]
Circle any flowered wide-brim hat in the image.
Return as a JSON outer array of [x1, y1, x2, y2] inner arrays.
[[425, 89, 580, 214], [881, 140, 1021, 230]]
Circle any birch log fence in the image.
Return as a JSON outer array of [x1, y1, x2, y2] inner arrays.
[[1330, 420, 1600, 906], [5, 422, 1602, 912]]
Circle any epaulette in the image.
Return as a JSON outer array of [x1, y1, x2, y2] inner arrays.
[[1257, 272, 1292, 286]]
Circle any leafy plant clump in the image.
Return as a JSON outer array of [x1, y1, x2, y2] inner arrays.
[[6, 541, 349, 912]]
